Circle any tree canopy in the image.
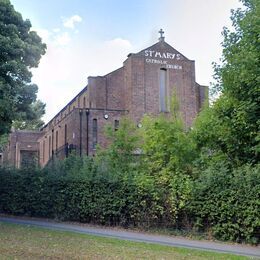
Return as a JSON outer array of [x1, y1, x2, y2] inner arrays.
[[194, 0, 260, 165], [0, 0, 46, 135]]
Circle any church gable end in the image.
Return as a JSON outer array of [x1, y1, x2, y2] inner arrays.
[[3, 29, 208, 168], [137, 41, 190, 63]]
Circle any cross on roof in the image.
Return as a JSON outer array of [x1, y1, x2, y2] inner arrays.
[[159, 29, 164, 38], [158, 29, 165, 42]]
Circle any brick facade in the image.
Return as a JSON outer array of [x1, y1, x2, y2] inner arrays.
[[3, 34, 208, 168], [3, 130, 44, 168]]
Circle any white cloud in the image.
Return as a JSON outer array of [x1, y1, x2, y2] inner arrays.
[[161, 0, 243, 87], [31, 36, 134, 123], [104, 38, 132, 49], [33, 28, 51, 42], [53, 28, 60, 33], [33, 27, 71, 46], [63, 15, 82, 29], [54, 32, 71, 46]]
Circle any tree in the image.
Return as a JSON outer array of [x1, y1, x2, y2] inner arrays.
[[188, 0, 260, 242], [96, 117, 141, 175], [140, 97, 196, 225], [12, 99, 46, 130], [0, 133, 8, 152], [0, 0, 46, 135], [194, 0, 259, 165]]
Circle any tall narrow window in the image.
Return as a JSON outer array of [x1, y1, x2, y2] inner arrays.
[[64, 124, 67, 145], [64, 124, 68, 157], [83, 97, 86, 108], [56, 131, 58, 151], [159, 68, 167, 112], [48, 136, 51, 158], [93, 119, 97, 149], [114, 120, 119, 131], [51, 129, 54, 155], [43, 140, 45, 162]]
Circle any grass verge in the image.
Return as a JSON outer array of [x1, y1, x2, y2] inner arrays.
[[0, 222, 252, 259]]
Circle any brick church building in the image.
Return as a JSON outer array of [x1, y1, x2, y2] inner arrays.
[[3, 30, 208, 168]]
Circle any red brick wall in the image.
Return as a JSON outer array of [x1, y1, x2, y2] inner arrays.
[[6, 39, 208, 168]]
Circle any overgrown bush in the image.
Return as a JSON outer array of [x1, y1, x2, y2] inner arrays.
[[0, 154, 183, 227], [189, 163, 260, 244], [1, 157, 259, 243]]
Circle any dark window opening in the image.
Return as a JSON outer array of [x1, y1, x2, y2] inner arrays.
[[56, 131, 58, 151], [51, 129, 54, 156], [93, 119, 97, 149], [20, 151, 38, 168], [114, 120, 119, 131], [65, 124, 67, 145], [43, 140, 45, 162], [48, 136, 51, 158]]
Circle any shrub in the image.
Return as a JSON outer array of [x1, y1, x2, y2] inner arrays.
[[189, 163, 260, 244]]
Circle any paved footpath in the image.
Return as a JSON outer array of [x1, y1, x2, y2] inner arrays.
[[0, 216, 259, 258]]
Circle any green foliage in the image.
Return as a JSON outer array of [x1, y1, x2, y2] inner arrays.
[[0, 133, 8, 152], [1, 157, 258, 243], [142, 114, 196, 174], [0, 0, 259, 246], [189, 163, 260, 244], [138, 97, 196, 225], [0, 0, 46, 135], [96, 117, 141, 176], [12, 100, 46, 130], [210, 0, 260, 164]]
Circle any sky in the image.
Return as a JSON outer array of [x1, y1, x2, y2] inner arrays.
[[11, 0, 243, 123]]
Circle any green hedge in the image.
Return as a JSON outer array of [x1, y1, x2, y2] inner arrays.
[[0, 161, 259, 244], [0, 163, 165, 227], [189, 163, 260, 244]]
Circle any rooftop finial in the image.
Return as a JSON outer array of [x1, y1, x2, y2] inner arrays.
[[159, 28, 165, 42]]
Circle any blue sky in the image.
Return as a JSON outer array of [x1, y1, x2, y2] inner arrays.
[[12, 0, 242, 122]]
